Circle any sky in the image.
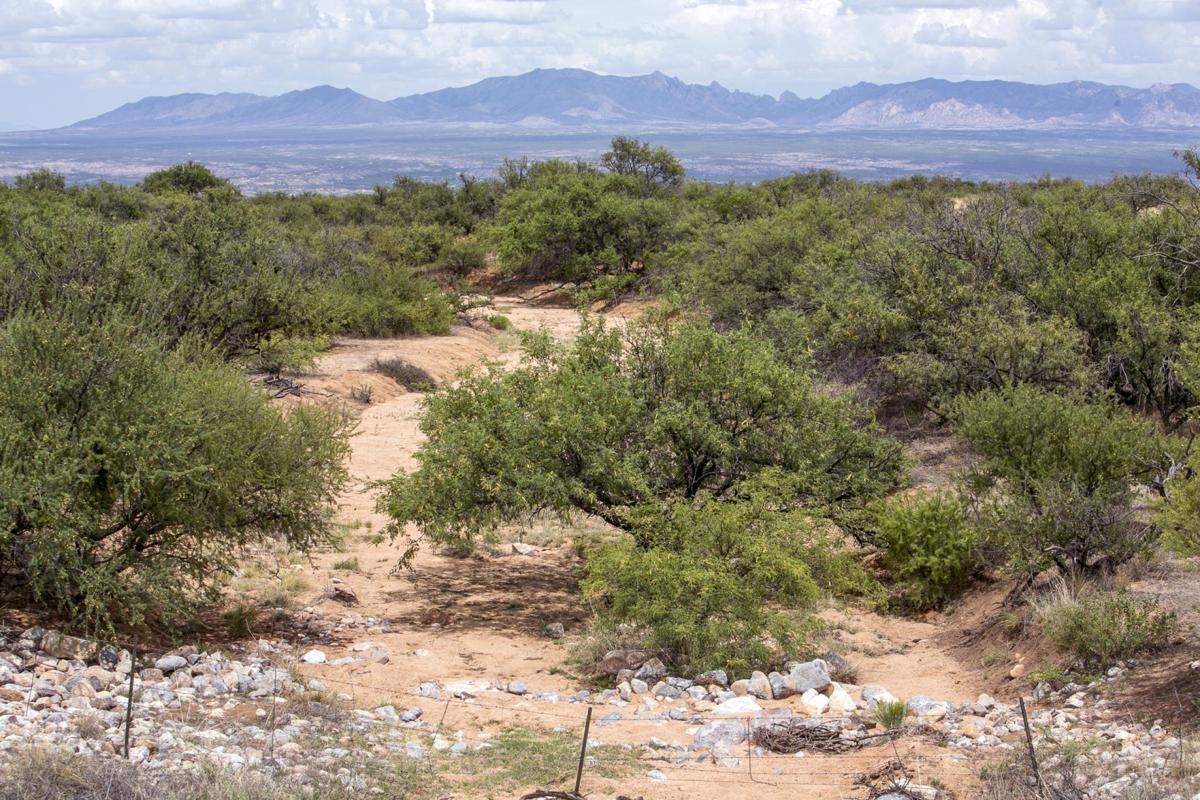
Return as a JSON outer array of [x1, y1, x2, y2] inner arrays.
[[3, 0, 1200, 130]]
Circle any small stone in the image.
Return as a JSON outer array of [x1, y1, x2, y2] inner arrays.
[[800, 688, 830, 716], [300, 650, 327, 665], [599, 649, 655, 675], [543, 623, 565, 639], [694, 669, 728, 687], [1009, 663, 1025, 679], [692, 720, 748, 748], [511, 542, 537, 555], [506, 681, 528, 696], [630, 678, 649, 694]]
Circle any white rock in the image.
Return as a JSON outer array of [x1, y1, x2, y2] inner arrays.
[[711, 696, 762, 717], [300, 650, 327, 665]]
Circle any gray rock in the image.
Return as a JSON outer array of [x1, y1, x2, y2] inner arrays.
[[599, 649, 656, 675], [692, 720, 748, 749], [768, 671, 793, 700], [400, 707, 423, 722], [506, 681, 528, 696], [784, 659, 831, 694], [634, 658, 667, 682], [654, 684, 682, 699], [694, 669, 729, 687], [543, 622, 565, 639], [630, 678, 649, 694], [417, 681, 441, 699], [375, 705, 400, 722], [819, 651, 852, 679], [154, 656, 188, 673], [41, 631, 98, 662], [747, 670, 773, 700]]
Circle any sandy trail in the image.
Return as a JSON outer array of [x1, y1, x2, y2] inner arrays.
[[288, 294, 988, 799]]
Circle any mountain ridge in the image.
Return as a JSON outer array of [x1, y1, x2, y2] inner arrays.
[[65, 69, 1200, 132]]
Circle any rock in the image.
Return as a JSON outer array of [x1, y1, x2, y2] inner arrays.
[[634, 658, 667, 682], [300, 650, 327, 665], [654, 683, 682, 700], [827, 683, 856, 715], [785, 659, 831, 695], [417, 681, 442, 699], [510, 542, 537, 556], [1009, 663, 1026, 679], [506, 680, 528, 696], [800, 688, 830, 716], [976, 693, 996, 710], [862, 684, 898, 708], [155, 655, 189, 673], [958, 716, 985, 739], [630, 678, 649, 694], [400, 707, 423, 722], [695, 669, 728, 687], [768, 671, 793, 699], [599, 649, 656, 675], [819, 652, 852, 679], [375, 705, 400, 723], [747, 671, 772, 700], [41, 631, 98, 661], [712, 696, 762, 716], [692, 720, 748, 749], [542, 622, 565, 639]]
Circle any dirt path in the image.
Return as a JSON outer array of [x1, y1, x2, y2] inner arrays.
[[287, 295, 989, 799]]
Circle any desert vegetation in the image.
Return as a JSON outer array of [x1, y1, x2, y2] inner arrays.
[[2, 143, 1200, 797]]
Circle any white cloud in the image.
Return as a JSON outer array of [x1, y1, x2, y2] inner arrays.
[[1, 0, 1198, 128], [913, 21, 1005, 47]]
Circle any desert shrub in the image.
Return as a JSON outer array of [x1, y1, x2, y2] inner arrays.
[[382, 315, 906, 556], [874, 493, 978, 611], [1038, 587, 1176, 666], [0, 312, 351, 633], [488, 314, 512, 330], [324, 260, 454, 337], [874, 699, 908, 730], [580, 499, 878, 675], [141, 161, 231, 195], [953, 384, 1168, 576], [437, 236, 488, 276], [371, 357, 435, 391]]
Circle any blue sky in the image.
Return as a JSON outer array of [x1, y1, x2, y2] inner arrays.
[[3, 0, 1199, 129]]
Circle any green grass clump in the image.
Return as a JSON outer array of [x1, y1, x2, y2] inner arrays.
[[874, 699, 908, 730]]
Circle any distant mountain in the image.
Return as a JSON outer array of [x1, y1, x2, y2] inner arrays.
[[64, 70, 1200, 132]]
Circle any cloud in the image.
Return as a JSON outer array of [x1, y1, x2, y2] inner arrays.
[[1, 0, 1198, 129], [430, 0, 556, 25], [913, 21, 1005, 47]]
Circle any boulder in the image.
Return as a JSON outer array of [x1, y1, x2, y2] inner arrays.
[[747, 671, 773, 700], [827, 683, 857, 715], [599, 649, 656, 675], [768, 671, 793, 700], [510, 543, 536, 556], [693, 720, 749, 749], [800, 688, 830, 716], [861, 684, 898, 708], [634, 658, 667, 682], [299, 650, 326, 665], [41, 631, 98, 662], [155, 655, 189, 673], [506, 680, 528, 696], [694, 669, 729, 687], [784, 659, 831, 695], [819, 651, 852, 679], [712, 696, 762, 716]]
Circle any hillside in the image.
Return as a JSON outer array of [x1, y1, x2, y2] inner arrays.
[[64, 69, 1200, 132]]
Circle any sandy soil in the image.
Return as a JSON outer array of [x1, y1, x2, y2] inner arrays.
[[283, 293, 990, 799]]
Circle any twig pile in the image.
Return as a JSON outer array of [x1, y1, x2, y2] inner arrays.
[[751, 721, 860, 754]]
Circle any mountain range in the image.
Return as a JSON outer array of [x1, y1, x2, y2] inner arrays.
[[65, 69, 1200, 132]]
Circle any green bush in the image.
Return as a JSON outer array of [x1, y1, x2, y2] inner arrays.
[[874, 493, 977, 611], [324, 260, 454, 337], [382, 315, 905, 556], [438, 237, 488, 276], [488, 314, 512, 331], [953, 384, 1168, 576], [874, 699, 908, 730], [0, 311, 351, 633], [580, 499, 876, 675], [1040, 588, 1176, 666]]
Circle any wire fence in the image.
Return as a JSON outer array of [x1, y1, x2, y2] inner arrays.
[[72, 636, 994, 799]]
